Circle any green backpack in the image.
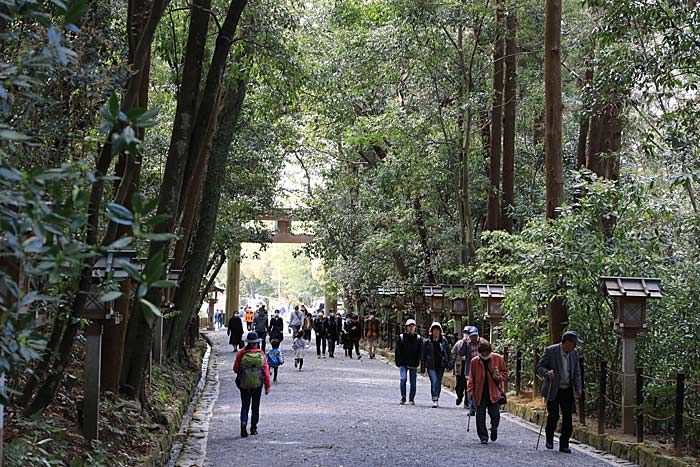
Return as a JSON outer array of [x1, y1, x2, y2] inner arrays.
[[238, 351, 265, 390]]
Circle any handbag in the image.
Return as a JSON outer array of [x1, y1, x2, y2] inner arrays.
[[486, 363, 507, 406]]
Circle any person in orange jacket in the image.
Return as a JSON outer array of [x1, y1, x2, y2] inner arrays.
[[244, 306, 254, 331], [467, 341, 508, 444]]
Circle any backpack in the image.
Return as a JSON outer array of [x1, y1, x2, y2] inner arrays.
[[266, 349, 285, 367], [238, 351, 265, 389]]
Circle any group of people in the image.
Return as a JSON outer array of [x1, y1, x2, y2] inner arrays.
[[394, 319, 582, 450], [229, 304, 583, 454]]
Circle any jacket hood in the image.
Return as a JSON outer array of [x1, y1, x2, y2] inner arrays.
[[430, 322, 443, 333]]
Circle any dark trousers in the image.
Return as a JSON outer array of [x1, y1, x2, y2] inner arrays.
[[349, 339, 360, 357], [304, 329, 311, 341], [327, 337, 336, 356], [240, 386, 262, 427], [546, 387, 574, 448], [272, 366, 278, 381], [455, 366, 467, 402], [476, 394, 501, 442], [316, 334, 326, 355], [258, 332, 267, 352]]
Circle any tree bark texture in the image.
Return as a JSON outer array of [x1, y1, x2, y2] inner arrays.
[[501, 1, 517, 233], [486, 0, 505, 231], [167, 73, 249, 358]]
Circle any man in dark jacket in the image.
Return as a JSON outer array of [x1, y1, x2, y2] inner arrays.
[[347, 314, 362, 359], [269, 310, 284, 342], [227, 311, 244, 352], [253, 308, 269, 352], [395, 319, 423, 405], [313, 312, 328, 357], [326, 310, 340, 358], [537, 331, 583, 453]]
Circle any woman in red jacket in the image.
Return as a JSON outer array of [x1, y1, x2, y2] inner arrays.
[[467, 342, 508, 444], [233, 331, 271, 438]]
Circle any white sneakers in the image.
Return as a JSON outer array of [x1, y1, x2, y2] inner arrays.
[[432, 401, 439, 408]]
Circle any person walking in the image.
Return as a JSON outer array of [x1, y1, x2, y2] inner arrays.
[[462, 326, 489, 414], [269, 309, 284, 343], [364, 311, 381, 359], [452, 326, 472, 408], [227, 310, 244, 352], [347, 313, 362, 359], [302, 309, 313, 344], [467, 342, 508, 444], [244, 306, 254, 331], [395, 319, 423, 405], [326, 309, 340, 358], [289, 305, 304, 336], [213, 309, 220, 330], [537, 331, 583, 453], [233, 332, 271, 438], [292, 330, 307, 371], [421, 322, 453, 408], [313, 311, 328, 358], [253, 308, 269, 352], [266, 339, 285, 383]]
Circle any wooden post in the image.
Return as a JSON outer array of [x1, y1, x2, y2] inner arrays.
[[84, 322, 103, 440], [579, 355, 586, 425], [207, 300, 215, 331], [636, 366, 644, 442], [503, 346, 509, 393], [598, 360, 607, 435], [1, 372, 4, 464], [621, 334, 636, 434], [515, 349, 522, 395], [674, 371, 685, 455], [224, 247, 241, 322]]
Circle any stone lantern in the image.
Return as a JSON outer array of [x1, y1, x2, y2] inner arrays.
[[601, 276, 662, 435], [476, 283, 508, 343], [83, 249, 136, 441]]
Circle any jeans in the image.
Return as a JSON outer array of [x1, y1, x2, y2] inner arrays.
[[546, 386, 574, 448], [476, 394, 501, 441], [327, 337, 336, 356], [367, 336, 377, 356], [427, 368, 445, 401], [316, 334, 326, 355], [240, 386, 263, 427], [258, 332, 267, 352], [290, 325, 300, 336], [400, 366, 417, 401]]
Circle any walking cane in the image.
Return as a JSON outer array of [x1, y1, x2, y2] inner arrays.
[[467, 407, 471, 432], [536, 373, 553, 450]]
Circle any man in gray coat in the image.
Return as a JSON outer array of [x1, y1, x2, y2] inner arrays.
[[536, 331, 583, 453]]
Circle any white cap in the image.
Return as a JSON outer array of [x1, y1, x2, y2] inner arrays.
[[405, 319, 416, 326]]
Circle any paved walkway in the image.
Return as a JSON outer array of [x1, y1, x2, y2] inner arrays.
[[198, 330, 631, 467]]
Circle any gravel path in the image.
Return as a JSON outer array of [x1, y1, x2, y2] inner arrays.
[[202, 330, 632, 467]]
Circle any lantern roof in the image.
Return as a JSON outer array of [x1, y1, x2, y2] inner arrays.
[[476, 284, 508, 299], [600, 277, 662, 299], [92, 250, 138, 279], [422, 285, 444, 297], [213, 285, 225, 293]]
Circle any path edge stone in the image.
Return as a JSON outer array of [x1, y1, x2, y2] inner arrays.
[[138, 334, 213, 467], [361, 342, 693, 467]]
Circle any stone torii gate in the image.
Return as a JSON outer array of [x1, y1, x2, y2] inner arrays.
[[223, 213, 319, 322]]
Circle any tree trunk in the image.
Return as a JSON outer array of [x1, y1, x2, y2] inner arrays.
[[486, 0, 505, 231], [576, 68, 593, 169], [544, 0, 566, 344], [501, 1, 517, 232], [413, 197, 436, 285], [167, 73, 250, 358]]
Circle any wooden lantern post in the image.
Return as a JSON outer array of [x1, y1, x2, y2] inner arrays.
[[207, 285, 224, 331], [476, 284, 508, 344], [84, 249, 135, 440], [444, 284, 468, 335], [422, 285, 445, 324], [601, 276, 661, 435]]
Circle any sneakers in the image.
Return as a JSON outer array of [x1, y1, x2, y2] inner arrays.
[[559, 447, 572, 454], [456, 397, 463, 406], [432, 401, 439, 408], [329, 354, 334, 358], [250, 426, 258, 436], [357, 355, 362, 360], [241, 424, 248, 438], [490, 428, 497, 441], [545, 440, 554, 450], [409, 400, 415, 405], [480, 438, 488, 444], [317, 355, 321, 359], [400, 399, 406, 405]]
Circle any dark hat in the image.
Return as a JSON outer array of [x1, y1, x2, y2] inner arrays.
[[245, 332, 262, 344], [562, 331, 583, 345]]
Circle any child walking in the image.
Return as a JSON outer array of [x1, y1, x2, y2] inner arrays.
[[266, 339, 285, 382], [292, 330, 306, 371]]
